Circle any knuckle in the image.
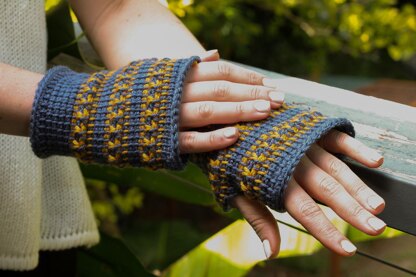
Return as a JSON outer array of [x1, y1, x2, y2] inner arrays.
[[208, 132, 217, 145], [299, 199, 321, 219], [329, 159, 344, 177], [250, 217, 268, 236], [213, 82, 231, 98], [335, 131, 348, 147], [349, 205, 365, 218], [250, 86, 263, 100], [248, 71, 260, 85], [352, 183, 368, 198], [217, 62, 232, 78], [319, 177, 340, 197], [182, 133, 197, 151], [198, 102, 214, 118], [319, 225, 339, 240], [235, 103, 245, 114]]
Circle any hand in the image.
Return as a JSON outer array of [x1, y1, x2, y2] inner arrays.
[[178, 50, 285, 153], [233, 130, 385, 258]]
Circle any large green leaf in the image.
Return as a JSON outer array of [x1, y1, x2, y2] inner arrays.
[[164, 206, 342, 277], [81, 163, 215, 206], [164, 205, 403, 277], [122, 220, 212, 271], [77, 232, 155, 277]]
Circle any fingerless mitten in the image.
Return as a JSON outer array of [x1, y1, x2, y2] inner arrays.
[[30, 56, 354, 212], [191, 104, 354, 212], [30, 57, 200, 170]]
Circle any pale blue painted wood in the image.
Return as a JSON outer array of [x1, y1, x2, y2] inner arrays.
[[238, 63, 416, 182]]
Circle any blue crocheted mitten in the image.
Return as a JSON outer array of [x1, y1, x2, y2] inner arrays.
[[30, 57, 199, 170], [191, 103, 355, 212]]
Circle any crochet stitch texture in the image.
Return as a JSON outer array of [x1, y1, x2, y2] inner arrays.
[[190, 104, 354, 212], [30, 57, 355, 212], [30, 57, 200, 170]]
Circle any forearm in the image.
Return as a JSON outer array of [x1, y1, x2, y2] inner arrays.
[[70, 0, 205, 70], [0, 63, 42, 136]]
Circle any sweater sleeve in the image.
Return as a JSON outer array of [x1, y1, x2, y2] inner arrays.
[[190, 103, 355, 212], [30, 57, 200, 170]]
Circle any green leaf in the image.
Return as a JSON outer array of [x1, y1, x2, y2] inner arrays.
[[347, 226, 403, 242], [122, 220, 212, 270], [77, 232, 155, 277], [164, 205, 404, 277], [45, 0, 81, 61], [80, 163, 215, 206], [164, 206, 342, 277]]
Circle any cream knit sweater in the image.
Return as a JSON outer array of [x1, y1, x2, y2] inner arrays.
[[0, 0, 99, 270]]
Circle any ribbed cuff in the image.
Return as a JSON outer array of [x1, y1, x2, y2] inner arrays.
[[30, 66, 89, 158], [30, 57, 200, 170], [192, 104, 355, 212]]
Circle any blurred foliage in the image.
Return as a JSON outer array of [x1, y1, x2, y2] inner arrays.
[[45, 0, 81, 61], [167, 0, 416, 78], [86, 179, 144, 233], [43, 0, 410, 275], [81, 163, 215, 206]]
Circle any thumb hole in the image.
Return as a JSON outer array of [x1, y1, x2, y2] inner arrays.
[[232, 195, 281, 259]]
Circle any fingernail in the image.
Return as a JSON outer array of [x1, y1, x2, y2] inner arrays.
[[269, 91, 285, 104], [262, 239, 272, 259], [224, 127, 236, 138], [367, 195, 384, 210], [340, 240, 357, 254], [369, 150, 383, 163], [368, 217, 386, 231], [254, 100, 270, 113], [262, 78, 279, 88], [200, 49, 218, 59]]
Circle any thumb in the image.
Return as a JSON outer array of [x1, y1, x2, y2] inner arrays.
[[232, 195, 280, 259], [199, 49, 220, 62]]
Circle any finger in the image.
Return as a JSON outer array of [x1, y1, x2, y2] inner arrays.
[[294, 156, 386, 235], [180, 100, 271, 128], [319, 130, 383, 168], [182, 81, 285, 108], [284, 178, 357, 256], [199, 49, 220, 62], [233, 195, 280, 259], [307, 144, 385, 214], [186, 61, 266, 86], [179, 127, 239, 154]]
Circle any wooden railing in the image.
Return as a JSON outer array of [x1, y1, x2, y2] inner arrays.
[[235, 61, 416, 236], [51, 53, 416, 236]]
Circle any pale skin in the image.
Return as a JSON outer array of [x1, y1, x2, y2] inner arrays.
[[0, 0, 386, 259]]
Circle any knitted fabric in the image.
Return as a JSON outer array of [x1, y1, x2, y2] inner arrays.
[[31, 56, 354, 213], [191, 104, 355, 212], [30, 57, 200, 170]]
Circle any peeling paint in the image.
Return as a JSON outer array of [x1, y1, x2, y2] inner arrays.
[[353, 122, 416, 145]]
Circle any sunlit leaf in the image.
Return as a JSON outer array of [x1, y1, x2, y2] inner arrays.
[[347, 226, 404, 243], [164, 205, 403, 277], [164, 206, 346, 277]]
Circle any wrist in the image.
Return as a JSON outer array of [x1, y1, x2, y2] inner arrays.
[[30, 57, 200, 169]]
